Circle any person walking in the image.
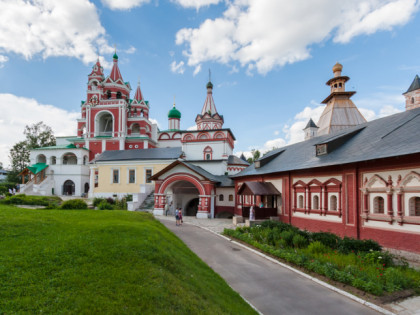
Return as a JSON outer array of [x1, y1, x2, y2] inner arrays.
[[249, 205, 255, 221], [178, 208, 183, 226], [175, 208, 180, 226]]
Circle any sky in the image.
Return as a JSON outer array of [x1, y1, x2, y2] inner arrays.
[[0, 0, 420, 168]]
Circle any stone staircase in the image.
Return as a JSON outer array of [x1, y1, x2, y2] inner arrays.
[[20, 176, 53, 196], [137, 192, 155, 212]]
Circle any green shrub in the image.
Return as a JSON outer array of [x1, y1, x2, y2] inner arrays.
[[126, 194, 133, 202], [98, 200, 114, 210], [106, 197, 115, 205], [307, 241, 329, 255], [60, 199, 88, 210], [311, 232, 340, 249], [363, 250, 394, 267], [338, 237, 381, 254], [93, 197, 106, 207], [115, 197, 127, 210], [292, 234, 308, 248], [280, 230, 295, 248], [1, 194, 62, 207], [384, 267, 412, 292]]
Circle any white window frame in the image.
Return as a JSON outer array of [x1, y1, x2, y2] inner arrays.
[[127, 168, 136, 184], [144, 168, 153, 184], [111, 168, 120, 184]]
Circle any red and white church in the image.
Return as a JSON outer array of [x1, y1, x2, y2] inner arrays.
[[75, 52, 158, 161]]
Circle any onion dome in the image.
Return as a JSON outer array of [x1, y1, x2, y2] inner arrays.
[[168, 104, 181, 119], [206, 81, 213, 89], [332, 62, 343, 78], [113, 52, 118, 60]]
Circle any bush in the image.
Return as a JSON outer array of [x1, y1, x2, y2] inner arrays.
[[93, 197, 106, 207], [311, 232, 340, 249], [1, 194, 62, 207], [338, 237, 381, 254], [307, 241, 329, 255], [126, 194, 133, 202], [279, 230, 295, 248], [384, 267, 412, 292], [106, 197, 115, 205], [115, 197, 127, 210], [293, 234, 308, 248], [97, 200, 114, 210], [363, 250, 394, 267], [60, 199, 88, 210]]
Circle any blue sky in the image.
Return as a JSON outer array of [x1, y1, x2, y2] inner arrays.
[[0, 0, 419, 167]]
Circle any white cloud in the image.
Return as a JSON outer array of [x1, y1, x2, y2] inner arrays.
[[0, 0, 113, 65], [125, 46, 136, 54], [170, 60, 186, 74], [0, 55, 8, 68], [172, 0, 222, 9], [101, 0, 150, 10], [193, 64, 202, 76], [187, 125, 198, 130], [0, 94, 79, 168], [175, 0, 419, 74]]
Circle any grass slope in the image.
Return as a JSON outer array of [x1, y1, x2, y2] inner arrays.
[[0, 205, 256, 314]]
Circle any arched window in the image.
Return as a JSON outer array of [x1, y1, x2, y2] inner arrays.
[[219, 194, 224, 202], [131, 124, 140, 134], [106, 90, 111, 99], [313, 195, 319, 210], [298, 195, 304, 208], [330, 195, 337, 211], [36, 154, 46, 164], [62, 153, 77, 165], [116, 91, 122, 99], [229, 194, 234, 202], [409, 197, 420, 216], [203, 146, 213, 160], [412, 97, 415, 104], [50, 156, 56, 165], [373, 196, 384, 214], [95, 112, 113, 136]]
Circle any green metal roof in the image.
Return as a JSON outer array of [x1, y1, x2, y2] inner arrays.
[[27, 163, 48, 175], [168, 105, 181, 119], [33, 143, 88, 151], [113, 52, 118, 59]]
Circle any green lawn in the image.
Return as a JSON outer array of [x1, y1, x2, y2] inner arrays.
[[0, 205, 256, 314]]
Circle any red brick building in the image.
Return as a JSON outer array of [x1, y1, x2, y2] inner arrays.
[[233, 72, 420, 254]]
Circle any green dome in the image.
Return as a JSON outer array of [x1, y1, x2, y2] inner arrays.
[[206, 81, 213, 89], [168, 105, 181, 119], [113, 52, 118, 60]]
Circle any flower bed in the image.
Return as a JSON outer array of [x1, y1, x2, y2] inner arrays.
[[223, 221, 420, 296]]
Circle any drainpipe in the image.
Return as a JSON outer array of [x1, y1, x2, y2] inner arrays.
[[288, 171, 292, 225], [355, 165, 360, 240]]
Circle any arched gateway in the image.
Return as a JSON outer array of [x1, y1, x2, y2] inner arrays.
[[153, 172, 214, 219]]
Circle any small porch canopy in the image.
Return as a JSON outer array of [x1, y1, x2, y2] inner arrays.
[[238, 181, 281, 219], [19, 163, 48, 184]]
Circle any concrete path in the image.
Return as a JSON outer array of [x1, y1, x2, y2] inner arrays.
[[158, 217, 380, 315]]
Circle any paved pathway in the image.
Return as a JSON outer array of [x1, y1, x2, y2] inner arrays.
[[158, 216, 380, 315]]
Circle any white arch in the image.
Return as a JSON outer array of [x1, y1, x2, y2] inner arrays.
[[94, 110, 115, 137]]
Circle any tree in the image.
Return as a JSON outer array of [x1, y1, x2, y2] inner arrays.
[[247, 149, 261, 164], [24, 121, 56, 149], [9, 141, 30, 174], [7, 122, 55, 184]]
